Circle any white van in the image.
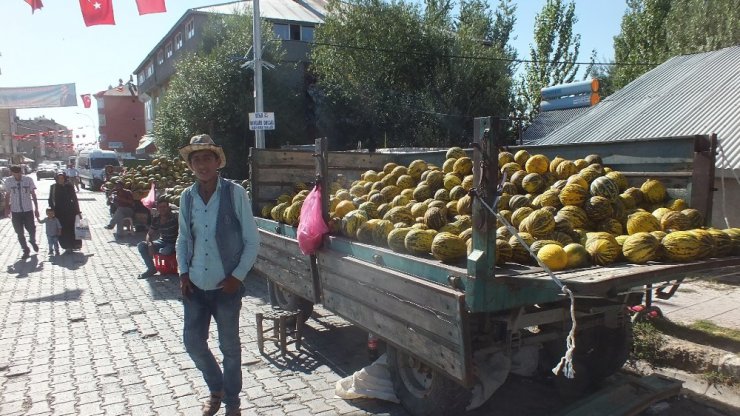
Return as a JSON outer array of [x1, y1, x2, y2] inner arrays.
[[76, 149, 121, 191]]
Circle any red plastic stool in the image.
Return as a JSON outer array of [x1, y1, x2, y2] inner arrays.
[[154, 254, 178, 275]]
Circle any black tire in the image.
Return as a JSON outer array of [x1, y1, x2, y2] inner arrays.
[[545, 321, 633, 399], [387, 346, 472, 416], [266, 280, 313, 323]]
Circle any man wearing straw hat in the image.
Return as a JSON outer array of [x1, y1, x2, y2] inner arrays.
[[176, 134, 260, 416]]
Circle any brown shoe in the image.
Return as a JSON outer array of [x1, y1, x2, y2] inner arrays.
[[201, 393, 223, 416]]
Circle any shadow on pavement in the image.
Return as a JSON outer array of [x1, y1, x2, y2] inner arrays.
[[51, 252, 94, 270], [15, 288, 84, 303], [6, 255, 43, 278], [146, 274, 182, 300]]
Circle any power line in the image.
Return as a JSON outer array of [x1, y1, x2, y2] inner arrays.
[[306, 40, 654, 67]]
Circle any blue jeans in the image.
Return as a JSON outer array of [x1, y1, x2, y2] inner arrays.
[[47, 235, 60, 253], [183, 284, 245, 408], [136, 239, 175, 272]]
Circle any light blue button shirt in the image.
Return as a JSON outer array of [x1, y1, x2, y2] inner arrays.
[[180, 180, 260, 291]]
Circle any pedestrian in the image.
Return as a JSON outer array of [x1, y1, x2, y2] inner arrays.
[[49, 172, 82, 254], [38, 208, 62, 256], [137, 196, 178, 278], [3, 165, 40, 259], [105, 180, 134, 238], [65, 163, 80, 192], [176, 134, 260, 416]]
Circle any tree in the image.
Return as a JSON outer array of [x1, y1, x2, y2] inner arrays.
[[154, 12, 307, 179], [310, 0, 517, 149], [515, 0, 581, 122], [611, 0, 740, 89]]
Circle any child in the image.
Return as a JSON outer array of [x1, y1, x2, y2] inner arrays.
[[39, 208, 62, 256]]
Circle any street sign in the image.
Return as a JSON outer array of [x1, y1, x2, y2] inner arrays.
[[249, 112, 275, 131]]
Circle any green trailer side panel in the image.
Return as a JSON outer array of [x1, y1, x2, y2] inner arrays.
[[317, 250, 472, 386]]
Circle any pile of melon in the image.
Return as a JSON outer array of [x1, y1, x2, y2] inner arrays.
[[259, 147, 740, 269]]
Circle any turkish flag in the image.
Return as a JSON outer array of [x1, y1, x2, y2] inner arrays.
[[81, 94, 92, 108], [135, 0, 167, 15], [24, 0, 43, 13], [79, 0, 115, 27]]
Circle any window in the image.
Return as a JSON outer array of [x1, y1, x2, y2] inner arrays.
[[99, 115, 106, 127], [175, 33, 183, 50], [273, 24, 289, 40], [145, 62, 154, 78], [157, 50, 164, 65], [137, 73, 144, 84], [91, 158, 118, 169], [290, 24, 301, 41], [165, 42, 173, 58], [301, 26, 314, 42], [186, 19, 195, 39], [97, 99, 104, 110]]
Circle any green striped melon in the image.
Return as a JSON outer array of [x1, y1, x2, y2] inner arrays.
[[519, 209, 555, 238], [405, 229, 437, 255], [431, 232, 467, 263], [341, 210, 368, 238], [383, 206, 414, 224], [689, 229, 714, 259], [388, 227, 413, 252], [509, 233, 535, 264], [641, 179, 667, 204], [423, 206, 448, 230], [626, 211, 661, 235], [682, 208, 704, 229], [585, 232, 621, 265], [590, 176, 620, 201], [495, 239, 513, 265], [584, 196, 613, 222], [661, 211, 690, 232], [559, 183, 588, 206], [622, 232, 660, 264], [661, 231, 701, 262], [707, 229, 732, 257]]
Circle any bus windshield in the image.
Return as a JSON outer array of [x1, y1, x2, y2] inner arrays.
[[91, 158, 119, 169]]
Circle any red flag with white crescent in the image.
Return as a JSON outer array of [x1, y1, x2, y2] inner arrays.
[[79, 0, 115, 27]]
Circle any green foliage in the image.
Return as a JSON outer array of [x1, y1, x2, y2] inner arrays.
[[515, 0, 581, 122], [611, 0, 740, 89], [311, 0, 517, 149], [154, 12, 308, 179], [631, 321, 664, 364]]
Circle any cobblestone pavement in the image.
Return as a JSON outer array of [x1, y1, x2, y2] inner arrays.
[[0, 182, 407, 416], [2, 181, 736, 416]]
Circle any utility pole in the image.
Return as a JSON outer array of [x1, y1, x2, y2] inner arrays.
[[253, 0, 265, 148]]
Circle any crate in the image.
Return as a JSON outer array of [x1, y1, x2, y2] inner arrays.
[[154, 254, 178, 275]]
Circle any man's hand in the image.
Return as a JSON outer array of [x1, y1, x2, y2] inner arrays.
[[34, 209, 39, 220], [219, 275, 241, 294], [180, 274, 193, 299]]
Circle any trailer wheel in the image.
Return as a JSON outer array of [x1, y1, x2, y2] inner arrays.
[[267, 280, 313, 323], [387, 346, 472, 416], [546, 321, 633, 399]]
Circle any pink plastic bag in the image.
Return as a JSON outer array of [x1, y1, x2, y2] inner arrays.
[[141, 183, 156, 209], [297, 185, 329, 255]]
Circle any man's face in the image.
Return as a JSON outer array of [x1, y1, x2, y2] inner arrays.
[[157, 201, 171, 215], [189, 150, 220, 182], [11, 170, 21, 180]]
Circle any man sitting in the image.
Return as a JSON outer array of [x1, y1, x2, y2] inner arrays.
[[137, 196, 178, 278], [105, 180, 134, 237]]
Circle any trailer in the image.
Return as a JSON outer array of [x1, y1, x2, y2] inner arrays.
[[248, 117, 740, 414]]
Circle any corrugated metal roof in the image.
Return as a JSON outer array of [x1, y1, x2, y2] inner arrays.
[[519, 107, 591, 144], [531, 46, 740, 170], [197, 0, 327, 24]]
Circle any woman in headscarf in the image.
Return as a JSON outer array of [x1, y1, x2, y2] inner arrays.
[[49, 172, 82, 253]]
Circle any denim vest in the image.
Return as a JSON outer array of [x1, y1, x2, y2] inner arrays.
[[180, 178, 244, 276]]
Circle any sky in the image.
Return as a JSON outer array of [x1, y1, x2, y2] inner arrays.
[[0, 0, 628, 144]]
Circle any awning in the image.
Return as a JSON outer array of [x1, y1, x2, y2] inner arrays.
[[136, 135, 156, 154]]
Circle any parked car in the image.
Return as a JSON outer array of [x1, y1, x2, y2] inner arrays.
[[36, 163, 59, 180]]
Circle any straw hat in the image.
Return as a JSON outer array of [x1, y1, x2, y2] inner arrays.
[[178, 134, 226, 169]]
